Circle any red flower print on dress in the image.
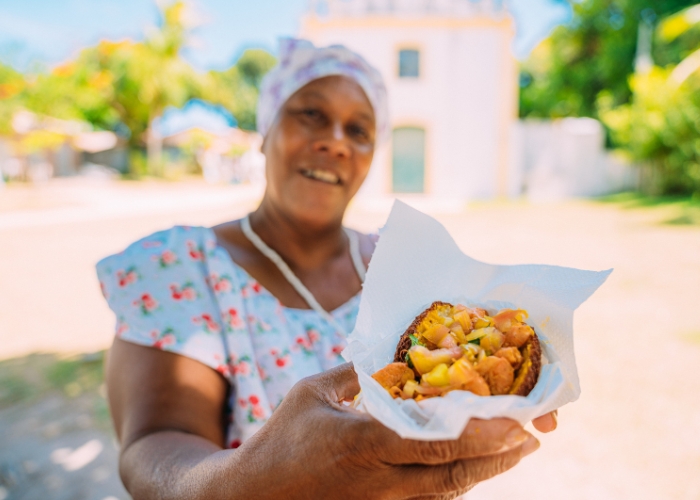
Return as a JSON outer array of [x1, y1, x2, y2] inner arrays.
[[251, 403, 266, 419], [239, 394, 267, 423], [293, 335, 314, 356], [253, 318, 272, 334], [212, 354, 233, 376], [215, 364, 231, 376], [223, 308, 243, 330], [295, 335, 312, 350], [115, 321, 129, 338], [330, 344, 346, 358], [153, 249, 179, 268], [307, 328, 321, 344], [186, 240, 205, 261], [232, 356, 252, 376], [250, 282, 262, 294], [271, 349, 291, 368], [133, 293, 159, 315], [116, 267, 139, 287], [149, 328, 176, 349], [170, 282, 197, 301], [257, 362, 270, 383], [192, 313, 220, 333], [229, 439, 241, 449], [209, 273, 233, 294]]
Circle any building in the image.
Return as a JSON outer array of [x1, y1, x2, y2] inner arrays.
[[300, 0, 519, 204]]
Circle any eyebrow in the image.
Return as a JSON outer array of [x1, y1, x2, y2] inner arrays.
[[296, 89, 375, 124]]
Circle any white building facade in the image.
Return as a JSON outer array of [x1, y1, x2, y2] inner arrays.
[[300, 0, 519, 203]]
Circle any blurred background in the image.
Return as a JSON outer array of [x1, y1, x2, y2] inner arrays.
[[0, 0, 699, 499]]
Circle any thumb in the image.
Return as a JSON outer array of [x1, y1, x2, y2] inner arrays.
[[314, 362, 361, 403]]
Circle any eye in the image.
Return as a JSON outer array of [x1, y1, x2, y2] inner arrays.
[[301, 108, 322, 120], [348, 123, 370, 141]]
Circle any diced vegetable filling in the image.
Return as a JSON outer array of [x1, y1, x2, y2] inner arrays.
[[372, 305, 535, 400]]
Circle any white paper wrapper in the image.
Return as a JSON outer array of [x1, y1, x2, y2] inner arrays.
[[342, 201, 612, 440]]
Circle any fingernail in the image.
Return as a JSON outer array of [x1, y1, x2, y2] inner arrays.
[[521, 435, 540, 457], [505, 426, 529, 448], [550, 411, 558, 429]]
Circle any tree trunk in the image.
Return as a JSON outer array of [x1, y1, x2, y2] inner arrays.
[[146, 115, 163, 177]]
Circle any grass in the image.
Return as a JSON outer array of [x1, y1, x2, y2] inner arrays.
[[0, 351, 106, 409], [596, 192, 700, 226]]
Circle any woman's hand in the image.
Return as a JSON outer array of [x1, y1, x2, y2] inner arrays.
[[108, 340, 543, 500], [230, 363, 539, 500]]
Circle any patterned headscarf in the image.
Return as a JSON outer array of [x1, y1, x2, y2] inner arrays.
[[257, 38, 389, 143]]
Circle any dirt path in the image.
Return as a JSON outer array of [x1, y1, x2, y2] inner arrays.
[[1, 179, 698, 499]]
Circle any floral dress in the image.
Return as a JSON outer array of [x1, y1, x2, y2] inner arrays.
[[96, 226, 359, 448]]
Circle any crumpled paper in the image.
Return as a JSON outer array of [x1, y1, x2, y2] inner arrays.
[[342, 201, 611, 440]]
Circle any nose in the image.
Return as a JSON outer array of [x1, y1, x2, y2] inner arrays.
[[312, 121, 351, 159]]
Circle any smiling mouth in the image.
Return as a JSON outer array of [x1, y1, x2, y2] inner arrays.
[[300, 168, 341, 185]]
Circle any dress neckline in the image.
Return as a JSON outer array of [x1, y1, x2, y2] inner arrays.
[[204, 227, 362, 315]]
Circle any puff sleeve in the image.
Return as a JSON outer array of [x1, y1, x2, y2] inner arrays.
[[96, 226, 228, 371]]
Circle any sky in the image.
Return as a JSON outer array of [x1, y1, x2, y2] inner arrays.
[[0, 0, 572, 71]]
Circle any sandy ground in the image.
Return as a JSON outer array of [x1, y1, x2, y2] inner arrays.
[[0, 178, 699, 499]]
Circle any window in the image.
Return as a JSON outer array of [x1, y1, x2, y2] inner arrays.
[[398, 49, 420, 78], [392, 127, 425, 193]]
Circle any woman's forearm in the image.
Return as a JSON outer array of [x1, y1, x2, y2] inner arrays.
[[120, 431, 237, 500]]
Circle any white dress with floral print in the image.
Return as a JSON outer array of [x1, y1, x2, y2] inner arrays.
[[96, 226, 358, 449]]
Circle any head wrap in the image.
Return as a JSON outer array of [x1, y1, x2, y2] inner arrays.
[[257, 38, 389, 143]]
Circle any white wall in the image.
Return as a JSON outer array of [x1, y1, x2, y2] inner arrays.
[[514, 118, 639, 200]]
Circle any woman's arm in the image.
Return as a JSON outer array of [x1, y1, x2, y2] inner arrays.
[[107, 339, 539, 500], [106, 338, 230, 498]]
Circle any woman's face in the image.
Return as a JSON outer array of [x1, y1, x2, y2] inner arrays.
[[261, 75, 376, 228]]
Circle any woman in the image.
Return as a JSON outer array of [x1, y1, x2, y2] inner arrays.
[[98, 39, 556, 500]]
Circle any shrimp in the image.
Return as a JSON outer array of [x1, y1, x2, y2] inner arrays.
[[503, 323, 534, 348], [371, 362, 415, 391], [475, 356, 514, 395], [494, 346, 523, 370]]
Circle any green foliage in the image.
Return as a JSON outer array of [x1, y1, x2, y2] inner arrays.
[[520, 0, 698, 119], [0, 62, 26, 133], [206, 49, 276, 130], [600, 67, 700, 195], [597, 191, 700, 224], [599, 4, 700, 195], [655, 5, 700, 65], [0, 0, 277, 178], [0, 352, 105, 408]]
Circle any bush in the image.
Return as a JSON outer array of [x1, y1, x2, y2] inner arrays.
[[600, 67, 700, 195]]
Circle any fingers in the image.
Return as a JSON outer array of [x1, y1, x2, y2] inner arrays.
[[373, 418, 531, 466], [393, 439, 535, 498], [532, 410, 558, 433], [304, 362, 361, 403]]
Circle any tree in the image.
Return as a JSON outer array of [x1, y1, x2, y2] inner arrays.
[[0, 1, 276, 176], [0, 62, 26, 133], [206, 49, 276, 131], [600, 4, 700, 195], [520, 0, 699, 119]]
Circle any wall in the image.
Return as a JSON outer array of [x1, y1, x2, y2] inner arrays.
[[512, 118, 639, 200]]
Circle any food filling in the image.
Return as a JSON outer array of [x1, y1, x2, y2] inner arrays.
[[372, 303, 537, 401]]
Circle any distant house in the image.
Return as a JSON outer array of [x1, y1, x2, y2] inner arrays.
[[301, 0, 518, 203], [153, 99, 263, 183]]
